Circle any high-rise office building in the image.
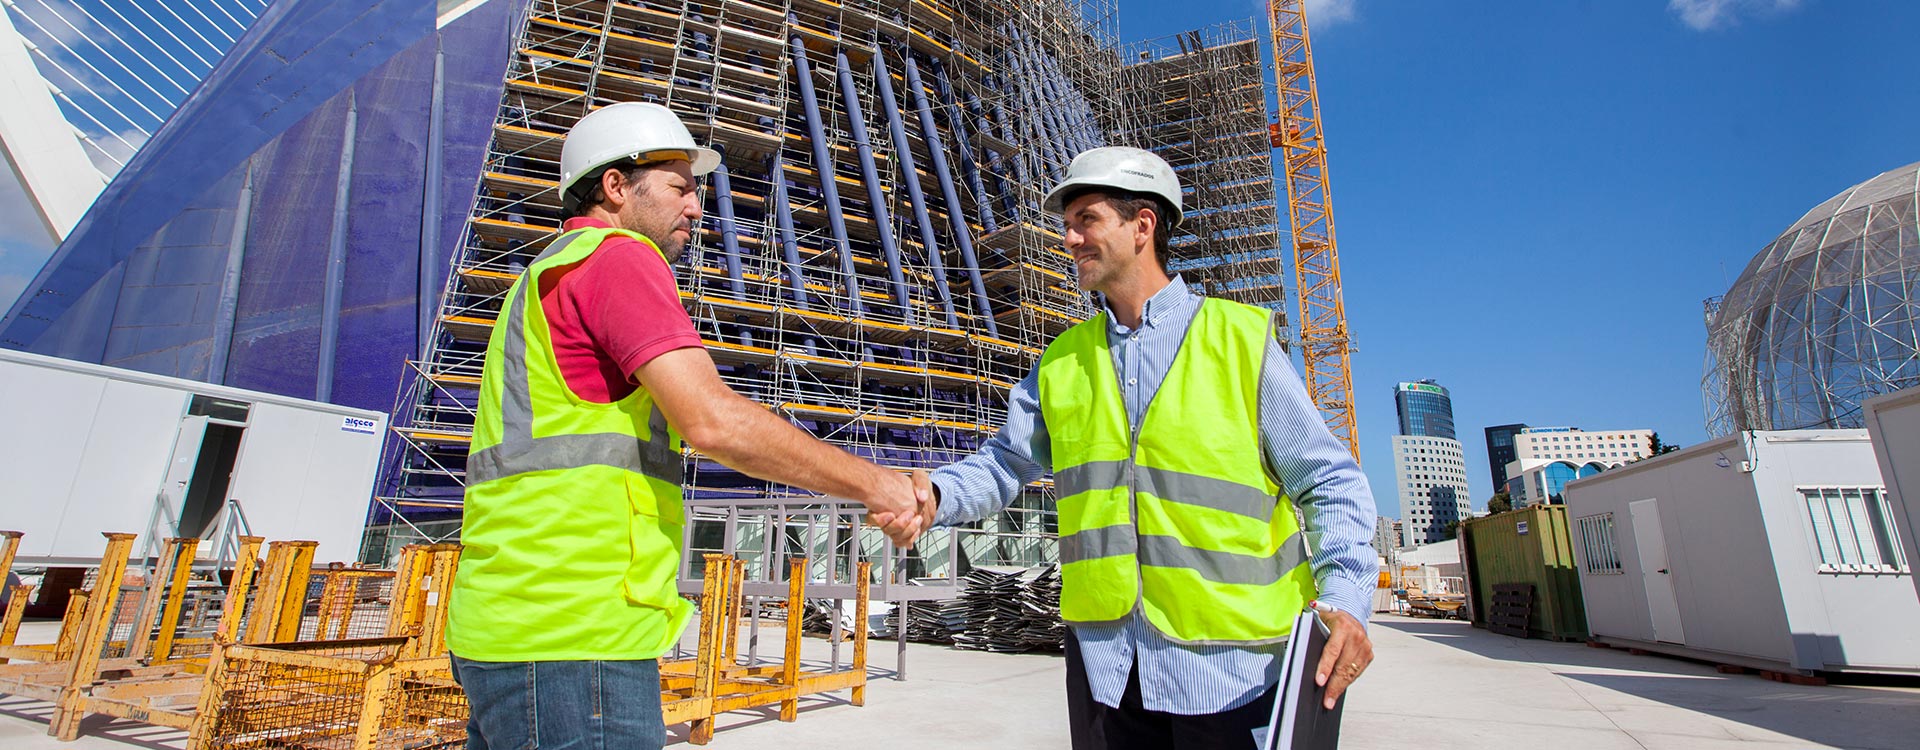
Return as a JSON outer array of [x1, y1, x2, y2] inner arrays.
[[1392, 380, 1470, 545], [1485, 423, 1527, 493], [1395, 379, 1455, 439], [1502, 426, 1654, 506]]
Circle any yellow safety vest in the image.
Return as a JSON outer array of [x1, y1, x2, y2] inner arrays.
[[1039, 297, 1318, 645], [447, 227, 691, 661]]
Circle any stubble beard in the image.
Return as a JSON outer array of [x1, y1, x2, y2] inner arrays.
[[622, 204, 688, 264]]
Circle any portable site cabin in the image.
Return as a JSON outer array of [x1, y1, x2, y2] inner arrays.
[[1864, 387, 1920, 604], [0, 349, 387, 566], [1562, 430, 1919, 676]]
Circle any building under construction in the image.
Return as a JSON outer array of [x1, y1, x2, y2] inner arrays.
[[1124, 22, 1290, 320], [379, 2, 1292, 566], [0, 0, 1290, 569]]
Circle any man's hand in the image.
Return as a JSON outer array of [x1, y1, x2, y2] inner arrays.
[[1312, 605, 1373, 710], [865, 470, 934, 547]]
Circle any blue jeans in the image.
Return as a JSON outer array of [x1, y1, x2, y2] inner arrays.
[[449, 654, 665, 750]]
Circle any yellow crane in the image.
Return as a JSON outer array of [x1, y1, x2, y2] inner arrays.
[[1268, 0, 1359, 463]]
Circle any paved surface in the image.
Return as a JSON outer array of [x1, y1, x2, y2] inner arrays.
[[5, 615, 1918, 748]]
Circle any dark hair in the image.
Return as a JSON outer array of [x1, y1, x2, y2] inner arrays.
[[1067, 188, 1173, 275], [568, 160, 651, 218]]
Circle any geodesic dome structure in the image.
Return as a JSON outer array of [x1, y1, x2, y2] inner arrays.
[[1706, 161, 1920, 435]]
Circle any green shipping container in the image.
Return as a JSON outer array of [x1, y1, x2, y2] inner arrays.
[[1461, 505, 1589, 641]]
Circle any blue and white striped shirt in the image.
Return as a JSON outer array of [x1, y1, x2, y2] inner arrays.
[[930, 276, 1377, 715]]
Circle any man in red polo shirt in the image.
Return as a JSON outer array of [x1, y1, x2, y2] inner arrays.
[[448, 102, 930, 749]]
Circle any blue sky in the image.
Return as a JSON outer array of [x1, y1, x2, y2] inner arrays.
[[1120, 0, 1920, 517]]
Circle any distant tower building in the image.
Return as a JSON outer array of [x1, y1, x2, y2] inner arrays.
[[1485, 423, 1528, 494], [1392, 380, 1470, 545], [1372, 515, 1399, 560], [1395, 378, 1455, 439]]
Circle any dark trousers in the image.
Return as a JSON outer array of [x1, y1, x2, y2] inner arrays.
[[1066, 630, 1279, 750], [450, 654, 665, 750]]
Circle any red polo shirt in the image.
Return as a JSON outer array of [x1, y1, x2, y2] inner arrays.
[[536, 217, 703, 402]]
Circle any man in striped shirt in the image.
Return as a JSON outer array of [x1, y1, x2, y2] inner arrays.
[[902, 147, 1378, 749]]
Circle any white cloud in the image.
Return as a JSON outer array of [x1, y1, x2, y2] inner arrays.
[[7, 2, 93, 48], [1305, 0, 1359, 28], [1668, 0, 1802, 31], [86, 128, 149, 175]]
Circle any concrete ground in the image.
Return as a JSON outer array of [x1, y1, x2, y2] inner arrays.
[[5, 615, 1918, 749]]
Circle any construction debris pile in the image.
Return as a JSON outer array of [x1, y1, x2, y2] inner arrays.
[[952, 566, 1065, 652], [867, 565, 1064, 652], [886, 594, 969, 644]]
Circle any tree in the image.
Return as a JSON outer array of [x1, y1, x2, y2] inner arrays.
[[1649, 432, 1681, 456], [1486, 492, 1512, 514], [1440, 520, 1461, 540]]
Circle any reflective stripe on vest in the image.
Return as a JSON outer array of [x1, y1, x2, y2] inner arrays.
[[466, 229, 682, 486], [1040, 297, 1318, 645]]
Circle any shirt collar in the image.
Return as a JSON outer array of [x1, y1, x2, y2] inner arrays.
[[561, 216, 614, 231], [1105, 275, 1195, 332]]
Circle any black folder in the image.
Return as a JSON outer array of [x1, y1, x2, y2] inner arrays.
[[1261, 609, 1345, 750]]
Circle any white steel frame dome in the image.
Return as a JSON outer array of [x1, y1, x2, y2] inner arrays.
[[1706, 161, 1920, 435]]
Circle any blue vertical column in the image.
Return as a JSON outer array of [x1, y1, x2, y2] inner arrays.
[[417, 42, 445, 362], [965, 90, 1019, 221], [1046, 64, 1101, 152], [210, 160, 254, 385], [770, 157, 809, 309], [874, 46, 957, 329], [835, 51, 913, 318], [709, 150, 749, 297], [317, 91, 357, 403], [1016, 31, 1075, 173], [985, 80, 1033, 187], [788, 36, 864, 316], [1000, 32, 1065, 177], [904, 54, 997, 339], [930, 60, 996, 234]]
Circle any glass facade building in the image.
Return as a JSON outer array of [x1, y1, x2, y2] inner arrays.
[[1395, 379, 1456, 439], [1485, 422, 1527, 492]]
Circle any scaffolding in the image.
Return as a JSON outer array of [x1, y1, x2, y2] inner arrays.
[[1122, 21, 1290, 328], [369, 0, 1129, 574]]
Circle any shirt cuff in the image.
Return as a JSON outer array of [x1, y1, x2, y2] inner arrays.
[[1314, 576, 1373, 627], [929, 474, 962, 527]]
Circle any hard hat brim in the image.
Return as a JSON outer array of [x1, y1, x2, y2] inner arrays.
[[629, 146, 722, 176], [1042, 177, 1185, 227]]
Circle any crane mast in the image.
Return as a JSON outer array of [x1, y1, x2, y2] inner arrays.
[[1268, 0, 1359, 462]]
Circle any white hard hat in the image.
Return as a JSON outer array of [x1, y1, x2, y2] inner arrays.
[[560, 102, 721, 213], [1041, 146, 1183, 227]]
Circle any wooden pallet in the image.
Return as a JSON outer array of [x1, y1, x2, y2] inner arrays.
[[1487, 583, 1534, 639]]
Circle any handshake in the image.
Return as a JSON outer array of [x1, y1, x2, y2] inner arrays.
[[860, 469, 939, 547]]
